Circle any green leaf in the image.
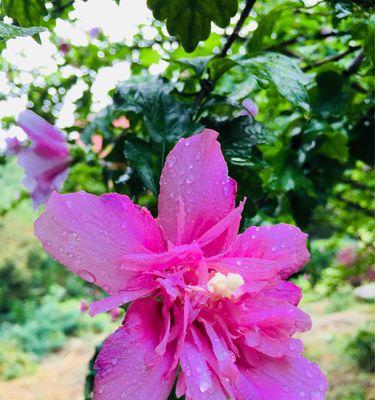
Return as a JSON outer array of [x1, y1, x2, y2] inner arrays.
[[2, 0, 47, 27], [116, 78, 203, 144], [241, 52, 309, 109], [318, 133, 349, 163], [124, 139, 158, 195], [170, 56, 212, 76], [146, 0, 238, 52], [208, 57, 238, 83], [247, 1, 302, 53], [0, 21, 45, 40]]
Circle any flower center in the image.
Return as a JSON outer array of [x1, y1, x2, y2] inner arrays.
[[207, 272, 244, 298]]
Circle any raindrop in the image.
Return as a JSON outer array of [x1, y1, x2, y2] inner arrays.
[[168, 156, 177, 168], [186, 174, 196, 184], [199, 381, 210, 393]]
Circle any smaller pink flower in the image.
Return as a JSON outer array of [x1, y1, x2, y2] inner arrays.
[[17, 110, 71, 209], [336, 245, 357, 266], [239, 98, 259, 118], [109, 307, 122, 321], [5, 137, 22, 155], [80, 300, 89, 313]]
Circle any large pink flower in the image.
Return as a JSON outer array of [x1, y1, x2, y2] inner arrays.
[[35, 129, 327, 399], [17, 110, 71, 209]]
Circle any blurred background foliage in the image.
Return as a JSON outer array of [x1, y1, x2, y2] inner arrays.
[[0, 0, 374, 399]]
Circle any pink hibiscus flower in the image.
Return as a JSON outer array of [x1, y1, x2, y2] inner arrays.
[[17, 110, 71, 209], [34, 129, 327, 399]]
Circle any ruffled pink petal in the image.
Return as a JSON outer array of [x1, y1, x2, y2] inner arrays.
[[201, 321, 239, 381], [229, 224, 310, 278], [264, 281, 302, 306], [119, 243, 203, 272], [34, 191, 165, 293], [89, 286, 157, 316], [17, 110, 69, 158], [158, 129, 237, 251], [207, 257, 279, 293], [235, 355, 327, 400], [94, 298, 176, 400], [178, 334, 227, 400]]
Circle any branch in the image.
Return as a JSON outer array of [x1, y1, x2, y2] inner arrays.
[[302, 46, 361, 72], [344, 50, 365, 77], [219, 0, 257, 57], [267, 30, 350, 52], [195, 0, 257, 106]]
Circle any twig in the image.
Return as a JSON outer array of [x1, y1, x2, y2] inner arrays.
[[302, 46, 361, 71], [344, 50, 365, 77], [195, 0, 257, 106], [220, 0, 257, 58]]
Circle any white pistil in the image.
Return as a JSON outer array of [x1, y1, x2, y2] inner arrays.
[[207, 272, 244, 298]]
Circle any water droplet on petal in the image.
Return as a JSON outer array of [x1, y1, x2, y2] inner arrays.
[[167, 156, 176, 168], [199, 381, 210, 393], [186, 174, 195, 184]]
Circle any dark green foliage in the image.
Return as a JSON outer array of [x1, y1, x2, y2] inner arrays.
[[2, 0, 47, 27], [347, 326, 375, 372], [84, 345, 102, 400], [147, 0, 238, 52]]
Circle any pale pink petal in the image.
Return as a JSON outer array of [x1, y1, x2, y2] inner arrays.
[[235, 355, 327, 400], [158, 129, 237, 250], [229, 224, 310, 278], [34, 191, 165, 293], [5, 137, 22, 155], [94, 298, 176, 400], [18, 149, 70, 209]]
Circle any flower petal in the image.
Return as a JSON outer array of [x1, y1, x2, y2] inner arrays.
[[235, 355, 327, 400], [34, 191, 165, 293], [94, 298, 176, 400], [18, 110, 69, 158], [158, 129, 236, 249], [178, 334, 227, 400], [230, 224, 310, 278], [18, 149, 70, 209]]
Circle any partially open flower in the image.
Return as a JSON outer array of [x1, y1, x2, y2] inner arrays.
[[17, 110, 71, 209]]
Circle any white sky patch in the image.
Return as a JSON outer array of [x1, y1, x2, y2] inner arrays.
[[0, 0, 150, 139]]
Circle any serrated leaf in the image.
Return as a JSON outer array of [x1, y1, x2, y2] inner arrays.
[[124, 139, 158, 195], [116, 78, 203, 144], [3, 0, 47, 27], [0, 22, 45, 40], [241, 52, 309, 109], [146, 0, 238, 52]]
